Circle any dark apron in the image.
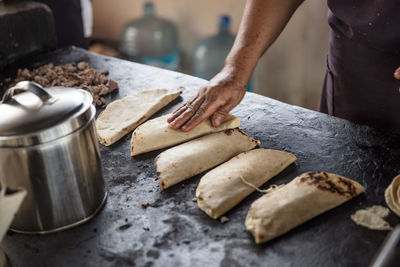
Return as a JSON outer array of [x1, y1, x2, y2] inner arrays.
[[319, 0, 400, 131]]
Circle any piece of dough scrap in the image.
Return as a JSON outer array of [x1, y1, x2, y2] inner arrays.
[[351, 205, 391, 231], [96, 89, 182, 146], [196, 148, 296, 219], [156, 129, 260, 190], [131, 114, 240, 156], [245, 172, 365, 244]]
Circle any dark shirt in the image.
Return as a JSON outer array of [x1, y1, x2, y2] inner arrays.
[[319, 0, 400, 131]]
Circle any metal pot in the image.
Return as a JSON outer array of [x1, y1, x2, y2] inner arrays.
[[0, 81, 106, 234]]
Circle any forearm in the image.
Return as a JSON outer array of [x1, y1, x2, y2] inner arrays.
[[168, 0, 305, 131], [224, 0, 305, 83]]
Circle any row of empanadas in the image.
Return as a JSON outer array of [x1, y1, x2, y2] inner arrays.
[[97, 96, 365, 244], [191, 146, 364, 243], [127, 113, 365, 244]]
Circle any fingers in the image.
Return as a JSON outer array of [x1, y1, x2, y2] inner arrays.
[[168, 74, 246, 131], [211, 101, 237, 127], [168, 96, 204, 129], [181, 100, 221, 132], [167, 95, 198, 123], [211, 112, 226, 128], [395, 67, 400, 80]]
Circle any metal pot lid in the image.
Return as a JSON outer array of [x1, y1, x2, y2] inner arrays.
[[0, 81, 94, 147]]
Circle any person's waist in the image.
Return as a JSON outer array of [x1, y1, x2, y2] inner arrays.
[[328, 9, 400, 57], [328, 31, 400, 85], [329, 31, 400, 62]]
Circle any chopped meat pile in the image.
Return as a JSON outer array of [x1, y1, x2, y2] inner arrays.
[[6, 61, 119, 108]]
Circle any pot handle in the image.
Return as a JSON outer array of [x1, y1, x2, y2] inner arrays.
[[1, 81, 56, 104]]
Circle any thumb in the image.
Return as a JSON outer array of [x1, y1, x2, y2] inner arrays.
[[211, 103, 236, 127], [211, 112, 226, 127]]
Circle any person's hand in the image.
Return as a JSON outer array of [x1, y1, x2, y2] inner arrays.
[[168, 68, 247, 132], [395, 67, 400, 91], [395, 67, 400, 80]]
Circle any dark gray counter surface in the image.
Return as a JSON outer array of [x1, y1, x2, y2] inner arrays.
[[2, 47, 400, 267]]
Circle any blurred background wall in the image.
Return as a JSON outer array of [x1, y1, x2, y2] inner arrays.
[[92, 0, 329, 110]]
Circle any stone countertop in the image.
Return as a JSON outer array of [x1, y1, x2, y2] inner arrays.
[[2, 47, 400, 267]]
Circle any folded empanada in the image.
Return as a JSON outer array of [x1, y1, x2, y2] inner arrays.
[[131, 114, 240, 156], [245, 172, 365, 244], [196, 148, 296, 219]]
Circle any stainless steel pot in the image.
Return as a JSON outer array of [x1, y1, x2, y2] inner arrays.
[[0, 81, 106, 234]]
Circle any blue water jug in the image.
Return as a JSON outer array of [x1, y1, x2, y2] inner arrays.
[[120, 2, 180, 71], [193, 15, 234, 79], [193, 15, 252, 91]]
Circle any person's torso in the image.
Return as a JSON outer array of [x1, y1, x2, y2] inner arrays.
[[328, 0, 400, 55], [324, 0, 400, 131]]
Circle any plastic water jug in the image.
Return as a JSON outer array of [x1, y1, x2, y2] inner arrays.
[[120, 2, 180, 71], [193, 15, 252, 91]]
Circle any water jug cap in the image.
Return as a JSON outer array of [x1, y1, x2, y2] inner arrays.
[[219, 15, 231, 28], [144, 2, 154, 16]]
